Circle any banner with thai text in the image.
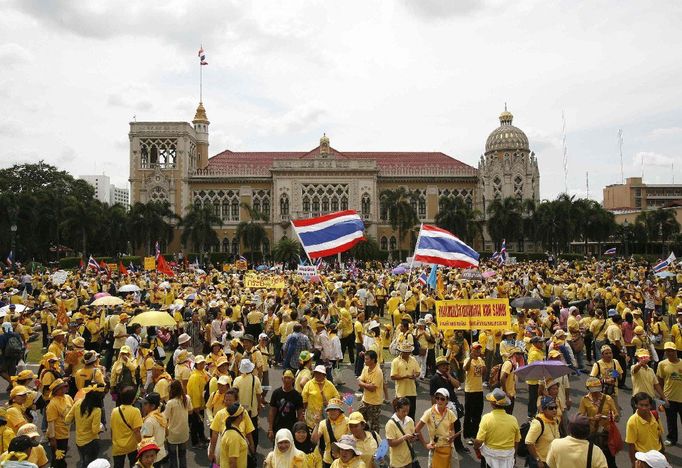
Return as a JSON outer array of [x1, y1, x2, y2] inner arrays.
[[435, 298, 511, 330], [297, 265, 318, 281], [244, 274, 286, 289], [143, 257, 156, 271]]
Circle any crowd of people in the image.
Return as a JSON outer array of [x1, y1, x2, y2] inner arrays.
[[0, 257, 679, 468]]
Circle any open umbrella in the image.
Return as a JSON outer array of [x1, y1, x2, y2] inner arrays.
[[158, 281, 171, 289], [482, 270, 497, 279], [91, 296, 124, 307], [129, 311, 177, 328], [93, 292, 110, 300], [0, 304, 27, 317], [510, 296, 544, 310], [119, 284, 141, 293], [655, 271, 675, 278], [392, 266, 407, 275], [256, 265, 268, 271], [514, 360, 572, 381]]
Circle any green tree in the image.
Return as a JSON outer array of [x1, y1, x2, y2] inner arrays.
[[128, 201, 177, 255], [180, 204, 222, 253], [380, 188, 419, 259], [60, 197, 102, 255], [236, 203, 269, 263], [435, 197, 482, 245], [486, 197, 523, 250], [272, 236, 303, 264]]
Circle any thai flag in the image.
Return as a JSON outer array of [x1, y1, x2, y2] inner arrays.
[[198, 46, 208, 65], [291, 210, 365, 259], [653, 252, 676, 273], [87, 255, 101, 272], [500, 239, 507, 263], [238, 255, 247, 262], [418, 271, 428, 286], [413, 224, 479, 268], [5, 251, 13, 266], [491, 251, 500, 262], [604, 247, 616, 255], [155, 241, 161, 259]]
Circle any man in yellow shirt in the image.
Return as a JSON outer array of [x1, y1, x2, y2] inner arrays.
[[526, 396, 562, 468], [500, 346, 523, 414], [232, 358, 264, 447], [625, 392, 664, 465], [187, 355, 210, 447], [391, 342, 421, 421], [526, 336, 545, 418], [656, 342, 682, 445], [546, 415, 608, 468], [474, 389, 520, 467], [46, 378, 74, 468], [463, 343, 486, 443], [311, 398, 349, 466], [357, 349, 385, 432], [353, 311, 365, 377]]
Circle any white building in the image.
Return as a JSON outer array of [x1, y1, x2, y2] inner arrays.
[[80, 174, 129, 206]]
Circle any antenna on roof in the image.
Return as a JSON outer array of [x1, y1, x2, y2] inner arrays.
[[617, 129, 624, 184], [586, 171, 590, 199], [562, 111, 568, 194]]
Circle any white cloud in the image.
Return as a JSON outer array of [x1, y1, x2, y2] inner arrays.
[[633, 151, 677, 167], [649, 127, 682, 138], [0, 43, 32, 68]]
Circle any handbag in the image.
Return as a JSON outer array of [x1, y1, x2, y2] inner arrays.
[[391, 418, 421, 468], [607, 416, 624, 456]]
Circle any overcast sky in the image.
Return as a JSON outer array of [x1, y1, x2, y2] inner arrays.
[[1, 0, 681, 201]]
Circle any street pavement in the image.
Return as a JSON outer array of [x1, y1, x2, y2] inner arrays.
[[10, 348, 682, 467]]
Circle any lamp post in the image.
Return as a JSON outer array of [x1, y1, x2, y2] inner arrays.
[[623, 220, 629, 257], [10, 224, 17, 268], [660, 223, 665, 256]]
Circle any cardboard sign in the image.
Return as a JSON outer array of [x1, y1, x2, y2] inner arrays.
[[143, 257, 156, 271], [297, 265, 318, 281], [235, 260, 248, 271], [244, 274, 286, 289], [435, 298, 511, 330]]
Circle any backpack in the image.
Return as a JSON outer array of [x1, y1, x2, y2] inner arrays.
[[411, 336, 421, 356], [82, 326, 92, 344], [116, 365, 135, 392], [3, 335, 24, 360], [517, 417, 545, 458], [488, 360, 509, 389]]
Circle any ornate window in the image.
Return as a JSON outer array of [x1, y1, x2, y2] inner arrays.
[[514, 175, 524, 200], [222, 238, 229, 252], [149, 186, 168, 203], [493, 176, 502, 200], [192, 189, 240, 222], [380, 236, 388, 251], [252, 189, 271, 220], [279, 194, 289, 216], [380, 196, 388, 221], [139, 138, 177, 169], [301, 184, 349, 216], [389, 236, 397, 251], [361, 193, 371, 217], [189, 142, 197, 170], [231, 237, 239, 255]]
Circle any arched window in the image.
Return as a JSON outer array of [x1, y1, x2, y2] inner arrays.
[[213, 200, 220, 217], [222, 238, 229, 252], [262, 238, 270, 255], [303, 197, 310, 212], [253, 199, 261, 213], [361, 193, 371, 217], [380, 197, 387, 221], [418, 197, 426, 219], [279, 194, 289, 216], [262, 198, 270, 217], [380, 236, 388, 250], [331, 198, 339, 211], [231, 199, 239, 221], [231, 237, 239, 255], [389, 236, 397, 251], [222, 200, 230, 220], [312, 196, 320, 213], [341, 196, 348, 210], [322, 196, 329, 213]]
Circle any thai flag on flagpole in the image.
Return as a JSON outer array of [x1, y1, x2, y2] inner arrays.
[[291, 210, 365, 259], [604, 247, 616, 255], [499, 239, 507, 264], [491, 251, 500, 262], [653, 252, 676, 273], [5, 251, 13, 266], [198, 46, 208, 65], [155, 241, 161, 259], [87, 255, 100, 272], [413, 224, 479, 268], [418, 271, 428, 286]]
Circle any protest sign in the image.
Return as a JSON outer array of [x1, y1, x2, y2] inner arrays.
[[297, 265, 318, 281], [435, 298, 511, 330], [143, 257, 156, 271], [244, 274, 286, 289]]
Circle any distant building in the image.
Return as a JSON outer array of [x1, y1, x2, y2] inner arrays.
[[603, 177, 682, 210], [80, 174, 129, 206]]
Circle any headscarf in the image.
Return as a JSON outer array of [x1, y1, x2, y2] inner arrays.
[[270, 429, 304, 468], [292, 421, 315, 454]]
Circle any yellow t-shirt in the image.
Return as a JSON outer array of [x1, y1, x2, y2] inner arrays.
[[656, 358, 682, 402], [65, 399, 101, 446], [28, 443, 49, 467], [46, 395, 74, 440], [476, 409, 521, 450], [317, 416, 349, 463], [187, 369, 209, 410], [210, 407, 255, 435], [625, 413, 663, 452], [631, 365, 657, 397], [578, 395, 618, 433], [526, 347, 544, 385], [652, 321, 670, 349], [354, 321, 364, 344], [671, 323, 682, 350], [359, 364, 384, 405], [390, 356, 420, 397], [385, 416, 415, 468], [301, 379, 340, 417], [5, 405, 28, 433], [74, 366, 106, 390], [464, 357, 485, 393], [233, 374, 263, 417], [111, 404, 143, 456], [220, 426, 248, 468], [525, 415, 561, 461], [154, 376, 172, 402], [501, 360, 517, 397], [295, 368, 312, 394], [419, 406, 456, 447]]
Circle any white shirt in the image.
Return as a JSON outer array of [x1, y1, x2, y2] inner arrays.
[[125, 334, 141, 357]]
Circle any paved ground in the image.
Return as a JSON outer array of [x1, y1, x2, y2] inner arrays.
[[9, 343, 682, 467]]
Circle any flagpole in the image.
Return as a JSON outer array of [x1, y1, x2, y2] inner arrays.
[[407, 224, 423, 285], [200, 56, 203, 102], [291, 220, 335, 305]]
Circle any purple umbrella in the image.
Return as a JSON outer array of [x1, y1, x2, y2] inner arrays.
[[392, 266, 407, 275], [482, 270, 496, 279], [514, 360, 572, 381]]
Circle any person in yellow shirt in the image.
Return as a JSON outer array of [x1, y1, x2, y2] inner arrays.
[[302, 365, 340, 429], [500, 347, 524, 414], [526, 397, 561, 468], [45, 378, 74, 468], [14, 422, 49, 468], [47, 329, 67, 360], [670, 309, 682, 352], [311, 398, 349, 466], [651, 312, 670, 361], [414, 387, 458, 467], [150, 361, 173, 402], [0, 408, 15, 455], [295, 351, 314, 394], [219, 403, 249, 468], [526, 336, 545, 418], [111, 346, 138, 396], [357, 349, 385, 432], [474, 389, 521, 467], [187, 355, 210, 447], [6, 385, 29, 433], [625, 392, 664, 466], [111, 386, 143, 467], [462, 344, 486, 444], [545, 415, 608, 468], [391, 342, 421, 421], [64, 384, 105, 468], [656, 341, 682, 445], [578, 377, 619, 468]]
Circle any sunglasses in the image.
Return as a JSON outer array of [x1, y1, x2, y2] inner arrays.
[[546, 406, 558, 410], [435, 396, 448, 401]]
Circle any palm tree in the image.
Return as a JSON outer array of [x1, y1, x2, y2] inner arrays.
[[180, 204, 223, 253], [94, 203, 130, 256], [380, 188, 419, 260], [272, 236, 302, 264], [435, 197, 481, 245], [60, 197, 101, 255], [486, 197, 523, 250], [128, 201, 177, 255], [236, 202, 269, 263]]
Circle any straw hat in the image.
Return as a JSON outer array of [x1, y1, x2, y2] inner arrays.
[[397, 342, 414, 354]]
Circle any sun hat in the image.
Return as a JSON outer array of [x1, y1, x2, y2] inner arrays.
[[239, 358, 255, 374], [15, 369, 36, 381], [548, 349, 562, 358], [87, 459, 111, 468], [136, 438, 161, 460], [634, 326, 644, 335], [553, 329, 566, 338], [72, 336, 86, 348], [530, 336, 544, 344], [48, 378, 69, 394], [282, 369, 295, 379], [16, 423, 40, 439], [119, 313, 130, 321], [424, 314, 433, 323], [540, 396, 556, 410], [10, 385, 28, 399], [367, 320, 380, 330], [585, 377, 602, 391], [635, 348, 651, 358], [217, 375, 231, 386], [194, 355, 206, 365], [210, 341, 222, 348], [177, 333, 191, 345], [397, 342, 414, 353], [435, 356, 449, 366], [84, 351, 99, 365], [313, 364, 327, 374], [664, 342, 677, 350], [215, 357, 229, 368], [176, 350, 189, 363], [299, 350, 313, 363], [325, 398, 345, 412], [434, 388, 450, 399], [600, 344, 612, 353], [634, 450, 672, 468], [242, 334, 255, 343], [503, 330, 516, 336], [485, 388, 511, 406], [119, 345, 132, 355], [348, 411, 366, 425], [51, 329, 66, 338], [334, 434, 362, 455]]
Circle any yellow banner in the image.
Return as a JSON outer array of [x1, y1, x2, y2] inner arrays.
[[107, 263, 118, 272], [235, 260, 248, 271], [244, 274, 286, 289], [435, 298, 511, 330], [143, 257, 156, 271]]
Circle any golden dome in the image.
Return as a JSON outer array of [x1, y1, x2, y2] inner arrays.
[[319, 133, 330, 155], [485, 106, 529, 153], [193, 102, 209, 123]]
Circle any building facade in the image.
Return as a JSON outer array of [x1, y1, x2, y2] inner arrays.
[[603, 177, 682, 210], [80, 174, 130, 206], [128, 103, 539, 255]]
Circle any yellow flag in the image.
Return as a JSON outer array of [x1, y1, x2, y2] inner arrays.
[[436, 270, 444, 299]]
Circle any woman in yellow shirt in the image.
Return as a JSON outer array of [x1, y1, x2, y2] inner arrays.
[[302, 366, 340, 428], [414, 388, 458, 468], [46, 378, 74, 468], [65, 385, 104, 468], [578, 377, 619, 468], [6, 386, 29, 433], [220, 403, 249, 468], [15, 423, 49, 468], [292, 421, 322, 468]]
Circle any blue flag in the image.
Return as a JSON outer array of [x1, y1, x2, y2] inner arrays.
[[427, 264, 438, 289]]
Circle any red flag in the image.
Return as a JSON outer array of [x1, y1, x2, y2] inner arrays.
[[156, 254, 175, 277], [79, 258, 84, 270], [119, 261, 129, 276]]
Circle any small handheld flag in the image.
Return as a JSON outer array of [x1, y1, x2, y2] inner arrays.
[[604, 247, 616, 255], [418, 271, 428, 286], [5, 251, 13, 267], [87, 255, 100, 272]]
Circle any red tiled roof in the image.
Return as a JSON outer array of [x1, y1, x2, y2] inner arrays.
[[207, 146, 476, 171]]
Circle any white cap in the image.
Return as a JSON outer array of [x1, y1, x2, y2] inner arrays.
[[634, 451, 672, 468], [178, 333, 191, 345], [313, 364, 327, 374], [435, 388, 450, 399], [217, 375, 231, 386]]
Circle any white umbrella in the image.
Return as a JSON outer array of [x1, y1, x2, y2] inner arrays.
[[50, 270, 68, 286], [158, 281, 171, 289], [91, 296, 124, 307], [119, 284, 141, 293], [0, 304, 27, 317]]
